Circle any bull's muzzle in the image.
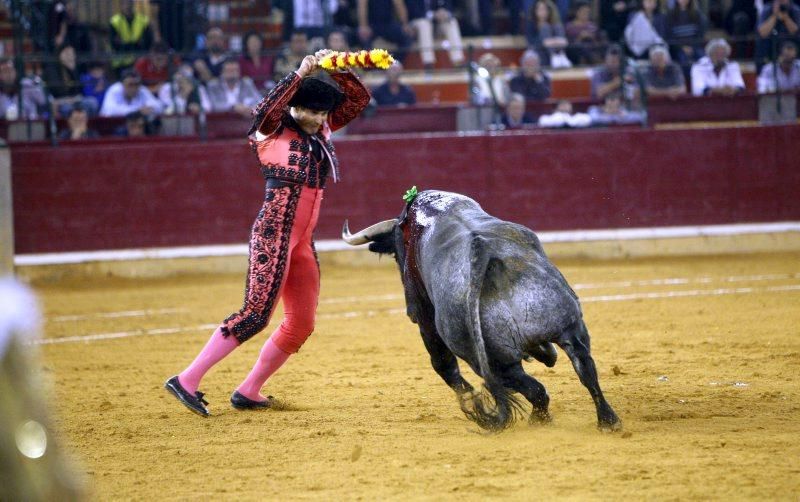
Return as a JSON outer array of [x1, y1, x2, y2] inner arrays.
[[341, 219, 396, 245]]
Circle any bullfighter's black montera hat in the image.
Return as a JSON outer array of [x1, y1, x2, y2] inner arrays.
[[289, 72, 345, 112]]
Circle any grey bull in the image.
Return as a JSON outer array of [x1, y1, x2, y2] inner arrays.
[[342, 190, 621, 432]]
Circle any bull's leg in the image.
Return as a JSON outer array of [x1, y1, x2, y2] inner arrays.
[[419, 323, 474, 396], [500, 363, 552, 423], [557, 322, 621, 431]]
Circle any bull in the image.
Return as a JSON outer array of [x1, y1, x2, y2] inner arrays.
[[342, 190, 621, 432]]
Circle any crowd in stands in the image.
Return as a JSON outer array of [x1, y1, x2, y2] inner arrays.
[[1, 0, 799, 138]]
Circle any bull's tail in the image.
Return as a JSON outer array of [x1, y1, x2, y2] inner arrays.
[[461, 233, 520, 431]]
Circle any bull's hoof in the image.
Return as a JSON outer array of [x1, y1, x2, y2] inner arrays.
[[529, 408, 552, 425], [598, 418, 622, 432]]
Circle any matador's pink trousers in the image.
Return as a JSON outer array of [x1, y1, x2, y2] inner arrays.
[[179, 186, 323, 401]]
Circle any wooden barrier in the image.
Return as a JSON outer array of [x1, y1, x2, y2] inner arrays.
[[10, 124, 800, 255]]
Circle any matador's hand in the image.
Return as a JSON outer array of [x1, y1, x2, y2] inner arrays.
[[297, 55, 318, 77]]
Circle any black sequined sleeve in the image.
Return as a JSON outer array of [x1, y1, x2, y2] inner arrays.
[[249, 71, 302, 135], [328, 71, 372, 132]]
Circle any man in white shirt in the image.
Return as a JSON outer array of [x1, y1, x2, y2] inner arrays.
[[690, 38, 746, 97], [99, 69, 164, 117], [757, 40, 800, 93], [205, 59, 261, 118]]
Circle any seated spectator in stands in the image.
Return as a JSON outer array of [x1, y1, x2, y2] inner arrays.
[[43, 43, 98, 118], [134, 41, 178, 93], [588, 91, 646, 124], [624, 0, 666, 59], [500, 93, 535, 129], [690, 38, 745, 96], [591, 43, 626, 100], [724, 0, 756, 59], [665, 0, 707, 77], [80, 61, 110, 112], [48, 0, 92, 54], [273, 31, 309, 83], [100, 69, 163, 118], [357, 0, 414, 61], [509, 50, 551, 101], [0, 58, 46, 120], [566, 1, 604, 65], [158, 65, 212, 115], [109, 0, 155, 76], [756, 0, 800, 71], [757, 40, 800, 92], [642, 44, 686, 98], [114, 110, 150, 137], [205, 59, 261, 118], [372, 62, 417, 106], [405, 0, 465, 70], [538, 99, 592, 127], [327, 29, 351, 52], [289, 0, 340, 41], [474, 52, 511, 107], [239, 32, 274, 92], [526, 0, 571, 67], [601, 0, 633, 44], [192, 27, 230, 84], [57, 103, 98, 141]]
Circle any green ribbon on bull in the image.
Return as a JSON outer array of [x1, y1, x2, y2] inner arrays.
[[403, 186, 418, 204]]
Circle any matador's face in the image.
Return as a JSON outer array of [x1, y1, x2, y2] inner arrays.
[[290, 106, 329, 134]]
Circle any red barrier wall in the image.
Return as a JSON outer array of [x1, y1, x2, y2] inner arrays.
[[11, 124, 800, 254]]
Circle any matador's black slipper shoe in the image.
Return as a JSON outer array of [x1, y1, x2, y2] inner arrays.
[[165, 375, 210, 417], [230, 391, 273, 410]]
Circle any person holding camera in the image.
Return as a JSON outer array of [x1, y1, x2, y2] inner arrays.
[[756, 0, 800, 72]]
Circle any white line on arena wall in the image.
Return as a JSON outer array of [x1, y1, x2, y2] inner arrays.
[[15, 222, 800, 266], [34, 283, 800, 346]]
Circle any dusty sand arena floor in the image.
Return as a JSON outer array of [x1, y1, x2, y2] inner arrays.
[[29, 251, 800, 500]]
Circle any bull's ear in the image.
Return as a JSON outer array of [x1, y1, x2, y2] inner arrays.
[[367, 232, 397, 255]]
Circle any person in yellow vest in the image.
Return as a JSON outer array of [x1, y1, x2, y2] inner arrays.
[[109, 0, 154, 75]]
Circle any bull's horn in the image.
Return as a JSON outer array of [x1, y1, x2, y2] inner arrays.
[[341, 219, 396, 245]]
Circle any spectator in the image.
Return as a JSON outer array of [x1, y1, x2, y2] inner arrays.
[[48, 0, 92, 54], [500, 92, 535, 129], [566, 1, 605, 65], [273, 31, 310, 83], [664, 0, 707, 76], [109, 0, 155, 75], [100, 69, 163, 118], [591, 43, 626, 99], [473, 52, 511, 107], [0, 58, 46, 120], [690, 38, 745, 96], [725, 0, 756, 58], [205, 59, 261, 118], [538, 99, 592, 127], [509, 50, 552, 101], [624, 0, 666, 59], [757, 40, 800, 92], [405, 0, 465, 70], [526, 0, 571, 67], [239, 32, 274, 92], [43, 43, 98, 118], [192, 27, 230, 84], [371, 62, 417, 106], [57, 103, 98, 141], [80, 61, 110, 111], [114, 110, 150, 137], [134, 41, 179, 93], [756, 0, 800, 71], [290, 0, 340, 40], [642, 44, 687, 98], [588, 91, 646, 124], [600, 0, 634, 43], [327, 29, 352, 51], [357, 0, 414, 61], [462, 0, 494, 36], [158, 66, 212, 115]]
